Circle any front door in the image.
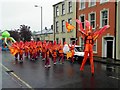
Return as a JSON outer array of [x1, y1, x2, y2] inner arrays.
[[107, 41, 113, 58]]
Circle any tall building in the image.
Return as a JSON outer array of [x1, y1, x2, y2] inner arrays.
[[53, 0, 76, 45], [76, 0, 116, 59], [116, 1, 120, 60]]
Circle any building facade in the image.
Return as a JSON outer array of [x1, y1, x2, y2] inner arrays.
[[76, 0, 116, 59], [53, 0, 76, 45], [116, 1, 120, 60], [33, 28, 54, 42]]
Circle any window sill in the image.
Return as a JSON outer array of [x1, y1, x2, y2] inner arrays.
[[67, 12, 73, 14], [79, 8, 85, 11], [93, 51, 97, 54], [55, 16, 59, 18], [100, 1, 109, 4], [61, 14, 66, 16], [61, 32, 65, 33], [55, 32, 59, 34], [88, 5, 96, 8]]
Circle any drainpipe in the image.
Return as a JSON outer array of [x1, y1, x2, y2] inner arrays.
[[114, 1, 117, 60], [53, 6, 55, 41]]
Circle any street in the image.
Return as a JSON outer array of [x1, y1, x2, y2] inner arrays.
[[1, 51, 120, 89]]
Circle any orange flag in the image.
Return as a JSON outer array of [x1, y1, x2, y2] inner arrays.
[[66, 22, 75, 32]]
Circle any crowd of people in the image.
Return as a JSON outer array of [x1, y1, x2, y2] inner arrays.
[[9, 40, 75, 68]]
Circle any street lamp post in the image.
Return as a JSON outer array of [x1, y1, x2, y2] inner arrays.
[[34, 5, 43, 40]]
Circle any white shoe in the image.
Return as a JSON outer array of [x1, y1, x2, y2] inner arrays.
[[48, 65, 51, 67], [54, 63, 56, 65], [45, 65, 47, 68], [42, 58, 45, 61]]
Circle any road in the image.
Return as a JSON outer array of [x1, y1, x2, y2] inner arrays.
[[1, 51, 120, 89]]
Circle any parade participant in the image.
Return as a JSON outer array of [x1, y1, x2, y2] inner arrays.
[[18, 41, 24, 63], [58, 45, 64, 64], [45, 48, 51, 68], [75, 19, 110, 76], [24, 42, 29, 58], [42, 46, 46, 61], [70, 45, 75, 63], [52, 48, 57, 65]]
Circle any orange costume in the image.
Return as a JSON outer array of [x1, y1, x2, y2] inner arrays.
[[75, 19, 110, 76], [52, 49, 57, 65], [45, 49, 51, 68], [58, 46, 64, 64]]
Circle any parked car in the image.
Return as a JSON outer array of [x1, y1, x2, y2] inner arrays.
[[74, 45, 84, 60], [63, 44, 86, 61]]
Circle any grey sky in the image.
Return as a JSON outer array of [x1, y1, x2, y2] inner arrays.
[[0, 0, 62, 32]]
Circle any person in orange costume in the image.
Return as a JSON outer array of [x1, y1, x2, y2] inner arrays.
[[58, 46, 64, 64], [70, 46, 75, 63], [45, 48, 51, 68], [75, 19, 110, 76], [80, 27, 95, 75], [52, 49, 57, 65]]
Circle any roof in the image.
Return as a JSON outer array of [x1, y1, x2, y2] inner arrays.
[[34, 28, 53, 35], [53, 0, 64, 6]]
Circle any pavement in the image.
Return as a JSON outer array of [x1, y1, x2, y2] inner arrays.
[[94, 57, 120, 66]]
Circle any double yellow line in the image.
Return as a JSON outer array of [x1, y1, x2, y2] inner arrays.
[[0, 63, 34, 90]]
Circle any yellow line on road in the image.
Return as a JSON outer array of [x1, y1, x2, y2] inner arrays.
[[0, 63, 34, 90]]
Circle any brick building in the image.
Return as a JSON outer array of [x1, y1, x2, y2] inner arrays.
[[76, 0, 116, 59]]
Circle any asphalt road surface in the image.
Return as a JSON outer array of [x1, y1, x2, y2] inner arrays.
[[1, 51, 120, 89]]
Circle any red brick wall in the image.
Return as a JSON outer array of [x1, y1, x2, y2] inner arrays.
[[76, 1, 115, 57]]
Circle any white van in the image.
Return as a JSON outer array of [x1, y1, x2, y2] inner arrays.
[[63, 44, 85, 60]]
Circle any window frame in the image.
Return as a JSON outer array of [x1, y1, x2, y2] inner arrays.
[[100, 9, 109, 28], [79, 14, 85, 29], [62, 3, 65, 15], [88, 12, 96, 29], [89, 0, 96, 7], [62, 20, 65, 32], [56, 21, 59, 33], [79, 0, 86, 10], [56, 6, 59, 17], [68, 1, 72, 13]]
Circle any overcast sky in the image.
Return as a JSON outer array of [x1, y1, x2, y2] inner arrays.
[[0, 0, 62, 32]]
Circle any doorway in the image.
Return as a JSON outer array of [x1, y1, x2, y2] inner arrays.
[[107, 41, 113, 58]]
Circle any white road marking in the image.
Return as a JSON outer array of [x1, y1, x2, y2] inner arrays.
[[0, 63, 34, 90], [109, 76, 120, 80]]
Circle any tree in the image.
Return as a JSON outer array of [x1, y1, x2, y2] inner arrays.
[[8, 30, 20, 41], [19, 25, 32, 41]]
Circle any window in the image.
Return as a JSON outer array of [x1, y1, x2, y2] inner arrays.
[[93, 41, 97, 53], [56, 38, 59, 44], [89, 0, 96, 7], [101, 10, 108, 27], [62, 3, 65, 15], [56, 21, 59, 33], [100, 0, 109, 3], [80, 15, 85, 29], [56, 6, 59, 16], [80, 37, 84, 50], [68, 1, 72, 13], [80, 0, 85, 10], [89, 13, 96, 29], [62, 38, 66, 45], [68, 18, 72, 24], [62, 20, 65, 32]]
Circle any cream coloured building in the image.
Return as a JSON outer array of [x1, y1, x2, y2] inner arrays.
[[53, 0, 76, 45], [116, 1, 120, 60]]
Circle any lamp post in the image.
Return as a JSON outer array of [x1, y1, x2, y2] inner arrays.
[[34, 5, 43, 40]]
